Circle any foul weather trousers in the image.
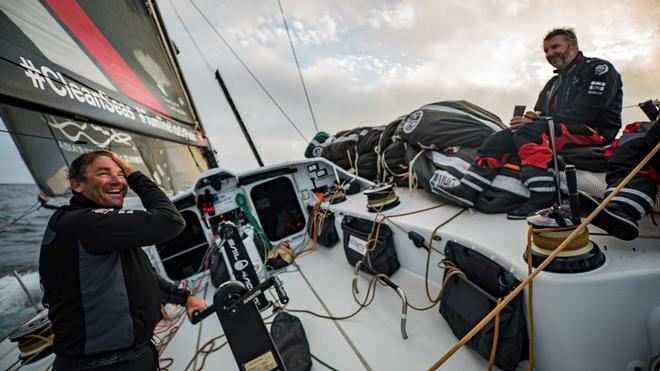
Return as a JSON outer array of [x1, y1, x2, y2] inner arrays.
[[605, 120, 660, 218], [475, 120, 614, 173]]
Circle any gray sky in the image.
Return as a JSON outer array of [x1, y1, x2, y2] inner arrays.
[[1, 0, 659, 183]]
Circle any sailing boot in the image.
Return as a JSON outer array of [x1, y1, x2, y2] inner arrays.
[[434, 166, 498, 208], [578, 190, 642, 241], [506, 167, 556, 220]]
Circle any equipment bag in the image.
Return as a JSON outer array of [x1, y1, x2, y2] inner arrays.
[[439, 241, 528, 371], [340, 215, 400, 276], [307, 206, 339, 247]]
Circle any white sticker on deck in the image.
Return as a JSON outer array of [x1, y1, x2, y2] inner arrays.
[[244, 351, 277, 371], [348, 235, 368, 256]]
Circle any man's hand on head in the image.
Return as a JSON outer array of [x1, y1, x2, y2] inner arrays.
[[108, 151, 137, 177]]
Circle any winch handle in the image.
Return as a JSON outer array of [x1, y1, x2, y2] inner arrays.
[[191, 304, 216, 325], [544, 116, 563, 206], [565, 165, 580, 223]]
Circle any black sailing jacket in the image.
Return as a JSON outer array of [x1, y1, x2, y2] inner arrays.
[[39, 171, 188, 357], [534, 51, 623, 137]]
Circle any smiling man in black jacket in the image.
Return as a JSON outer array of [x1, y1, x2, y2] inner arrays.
[[437, 27, 623, 219], [40, 150, 206, 371]]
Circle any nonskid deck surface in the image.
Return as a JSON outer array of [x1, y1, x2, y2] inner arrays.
[[159, 247, 514, 371]]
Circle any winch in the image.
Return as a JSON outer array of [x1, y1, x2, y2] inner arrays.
[[364, 183, 400, 212], [8, 315, 53, 364], [524, 128, 606, 273]]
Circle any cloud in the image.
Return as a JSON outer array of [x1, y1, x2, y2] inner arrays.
[[151, 0, 660, 173], [367, 3, 415, 29], [2, 0, 659, 180]]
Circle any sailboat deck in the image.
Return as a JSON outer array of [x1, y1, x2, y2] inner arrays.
[[160, 187, 659, 371], [2, 186, 658, 371], [161, 242, 508, 371]]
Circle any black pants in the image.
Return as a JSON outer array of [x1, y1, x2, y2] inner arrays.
[[52, 343, 158, 371], [605, 120, 660, 218], [607, 121, 660, 183]]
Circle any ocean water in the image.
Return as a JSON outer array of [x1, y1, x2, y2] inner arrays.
[[0, 183, 60, 338]]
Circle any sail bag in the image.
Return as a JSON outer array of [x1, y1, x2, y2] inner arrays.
[[399, 101, 505, 150]]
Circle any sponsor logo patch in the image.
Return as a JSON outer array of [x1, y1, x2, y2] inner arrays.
[[92, 208, 114, 214], [312, 146, 322, 157], [594, 64, 609, 76], [430, 169, 460, 189], [588, 80, 606, 95], [403, 110, 423, 134], [234, 259, 249, 271]]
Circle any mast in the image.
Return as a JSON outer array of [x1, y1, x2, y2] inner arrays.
[[214, 69, 264, 167]]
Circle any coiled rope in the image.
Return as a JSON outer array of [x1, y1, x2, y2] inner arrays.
[[365, 184, 399, 211], [530, 226, 590, 251]]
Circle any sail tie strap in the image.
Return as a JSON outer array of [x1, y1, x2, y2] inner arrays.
[[408, 150, 425, 189]]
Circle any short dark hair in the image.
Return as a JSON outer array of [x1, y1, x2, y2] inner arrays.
[[544, 27, 578, 44], [68, 150, 112, 181]]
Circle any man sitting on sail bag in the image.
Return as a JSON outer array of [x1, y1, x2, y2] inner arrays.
[[40, 150, 206, 371], [580, 119, 660, 240], [436, 27, 623, 219]]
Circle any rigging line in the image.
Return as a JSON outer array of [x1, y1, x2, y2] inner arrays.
[[276, 0, 319, 134], [311, 353, 341, 371], [192, 276, 211, 371], [186, 145, 204, 172], [165, 0, 215, 75], [0, 200, 42, 233], [188, 0, 309, 142], [293, 261, 374, 371]]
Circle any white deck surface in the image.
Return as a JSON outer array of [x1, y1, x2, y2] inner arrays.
[[159, 245, 510, 371]]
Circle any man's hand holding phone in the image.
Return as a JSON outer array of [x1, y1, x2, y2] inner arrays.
[[509, 106, 542, 133]]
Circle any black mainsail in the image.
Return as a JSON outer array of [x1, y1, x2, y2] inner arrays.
[[0, 0, 215, 196]]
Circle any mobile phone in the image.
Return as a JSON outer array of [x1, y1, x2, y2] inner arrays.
[[513, 105, 526, 117]]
